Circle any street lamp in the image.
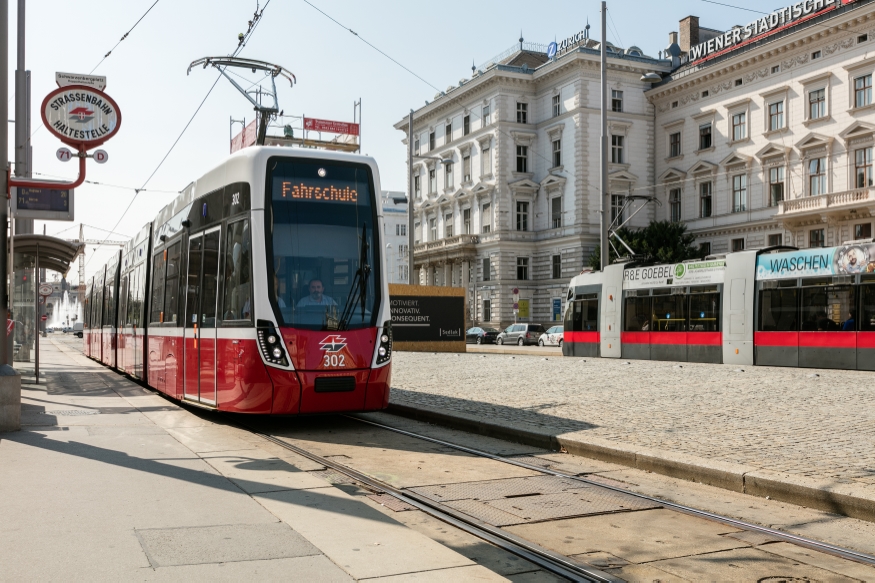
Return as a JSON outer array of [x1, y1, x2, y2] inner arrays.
[[407, 109, 453, 287]]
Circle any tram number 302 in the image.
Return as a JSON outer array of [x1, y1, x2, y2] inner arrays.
[[323, 354, 346, 367]]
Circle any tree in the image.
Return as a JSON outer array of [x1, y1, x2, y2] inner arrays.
[[588, 221, 702, 270]]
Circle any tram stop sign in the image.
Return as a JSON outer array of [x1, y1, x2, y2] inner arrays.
[[41, 315, 48, 322], [38, 283, 53, 296]]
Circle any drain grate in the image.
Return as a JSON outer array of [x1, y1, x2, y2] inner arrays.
[[41, 409, 99, 416], [408, 475, 591, 502]]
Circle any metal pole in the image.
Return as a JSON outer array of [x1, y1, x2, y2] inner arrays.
[[34, 241, 38, 382], [14, 0, 31, 234], [599, 1, 609, 271], [0, 0, 8, 366], [407, 110, 415, 286]]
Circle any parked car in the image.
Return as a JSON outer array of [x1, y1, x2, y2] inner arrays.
[[62, 326, 71, 333], [72, 322, 84, 338], [539, 325, 564, 347], [496, 323, 545, 346], [465, 326, 499, 344]]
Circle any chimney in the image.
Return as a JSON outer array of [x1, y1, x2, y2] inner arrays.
[[679, 16, 700, 53], [668, 31, 678, 46]]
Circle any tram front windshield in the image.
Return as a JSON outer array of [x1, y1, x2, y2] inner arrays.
[[267, 158, 379, 331]]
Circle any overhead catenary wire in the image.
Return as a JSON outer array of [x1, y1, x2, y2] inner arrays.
[[90, 0, 163, 74], [85, 0, 272, 267]]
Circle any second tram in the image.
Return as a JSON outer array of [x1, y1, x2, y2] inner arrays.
[[84, 147, 393, 413], [563, 243, 875, 370]]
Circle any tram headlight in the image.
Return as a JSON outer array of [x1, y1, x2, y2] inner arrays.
[[267, 334, 277, 344], [375, 321, 392, 365], [256, 319, 289, 367], [272, 347, 282, 359]]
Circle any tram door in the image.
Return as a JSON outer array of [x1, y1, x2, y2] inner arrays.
[[183, 228, 221, 404]]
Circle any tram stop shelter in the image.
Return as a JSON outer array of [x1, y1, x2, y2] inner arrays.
[[10, 235, 85, 381]]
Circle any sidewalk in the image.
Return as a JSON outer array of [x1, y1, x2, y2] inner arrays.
[[388, 351, 875, 522], [0, 337, 503, 581], [466, 344, 562, 357]]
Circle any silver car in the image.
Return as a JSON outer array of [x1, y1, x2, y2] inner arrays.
[[539, 325, 564, 347], [497, 323, 545, 346]]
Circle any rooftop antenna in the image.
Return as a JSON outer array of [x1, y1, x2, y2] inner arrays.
[[471, 60, 476, 75], [187, 56, 296, 145], [519, 31, 524, 50], [585, 18, 591, 39]]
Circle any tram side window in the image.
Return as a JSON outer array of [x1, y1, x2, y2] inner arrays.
[[103, 280, 116, 328], [164, 242, 182, 325], [689, 292, 721, 332], [861, 285, 875, 331], [564, 297, 598, 332], [624, 296, 652, 331], [759, 288, 798, 331], [118, 276, 129, 328], [801, 285, 855, 331], [222, 219, 253, 323], [651, 293, 687, 332], [150, 252, 166, 324], [93, 285, 103, 328], [135, 263, 147, 328]]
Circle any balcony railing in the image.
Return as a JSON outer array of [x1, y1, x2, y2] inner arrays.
[[776, 187, 875, 216], [414, 234, 479, 254]]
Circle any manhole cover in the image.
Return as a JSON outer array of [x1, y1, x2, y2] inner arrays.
[[41, 409, 99, 416]]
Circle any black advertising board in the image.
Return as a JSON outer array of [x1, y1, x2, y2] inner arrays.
[[391, 295, 464, 342]]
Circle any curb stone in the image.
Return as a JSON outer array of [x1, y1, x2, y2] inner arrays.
[[386, 401, 875, 522]]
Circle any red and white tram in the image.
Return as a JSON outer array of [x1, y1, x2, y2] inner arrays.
[[83, 147, 393, 413], [563, 243, 875, 370]]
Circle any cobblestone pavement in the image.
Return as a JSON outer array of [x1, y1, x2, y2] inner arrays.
[[390, 352, 875, 488]]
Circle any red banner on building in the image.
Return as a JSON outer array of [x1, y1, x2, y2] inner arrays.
[[303, 117, 360, 136], [230, 119, 257, 153]]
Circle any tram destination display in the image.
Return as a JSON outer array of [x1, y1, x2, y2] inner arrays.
[[10, 186, 75, 221]]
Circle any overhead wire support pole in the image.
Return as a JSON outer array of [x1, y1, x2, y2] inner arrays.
[[0, 0, 8, 366], [600, 1, 609, 271]]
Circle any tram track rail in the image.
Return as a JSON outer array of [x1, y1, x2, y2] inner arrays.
[[229, 412, 875, 582]]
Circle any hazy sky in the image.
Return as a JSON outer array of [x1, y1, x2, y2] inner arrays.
[[4, 0, 758, 279]]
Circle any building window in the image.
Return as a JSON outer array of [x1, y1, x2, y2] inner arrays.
[[516, 145, 528, 173], [769, 101, 784, 131], [461, 155, 471, 183], [516, 102, 528, 124], [809, 157, 826, 196], [732, 174, 747, 213], [444, 123, 452, 145], [855, 74, 872, 108], [414, 175, 421, 199], [734, 78, 743, 87], [699, 123, 712, 150], [859, 34, 870, 43], [856, 147, 873, 188], [811, 50, 822, 60], [414, 135, 420, 154], [699, 181, 712, 218], [552, 94, 561, 117], [483, 299, 491, 321], [481, 146, 491, 176], [482, 257, 491, 281], [398, 244, 407, 257], [700, 242, 711, 256], [517, 257, 529, 280], [768, 233, 783, 247], [463, 208, 471, 234], [611, 135, 624, 164], [769, 166, 785, 206], [809, 89, 825, 119], [481, 203, 491, 233], [396, 224, 407, 236], [771, 65, 780, 74], [516, 201, 529, 231], [669, 188, 682, 222], [669, 132, 681, 158], [702, 90, 709, 98], [445, 213, 453, 238], [611, 90, 623, 112], [732, 112, 746, 141], [444, 161, 454, 189], [428, 168, 436, 194], [429, 131, 435, 151], [855, 223, 872, 239], [482, 105, 490, 126], [552, 139, 562, 167], [463, 115, 470, 136], [429, 218, 437, 241], [551, 197, 562, 229], [732, 238, 745, 252], [414, 222, 421, 244], [610, 194, 625, 224], [809, 228, 825, 248], [552, 254, 561, 279]]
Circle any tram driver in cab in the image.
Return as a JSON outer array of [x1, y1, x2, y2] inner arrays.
[[297, 278, 337, 307]]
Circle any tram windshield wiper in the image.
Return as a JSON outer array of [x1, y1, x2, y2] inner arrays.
[[338, 223, 371, 330]]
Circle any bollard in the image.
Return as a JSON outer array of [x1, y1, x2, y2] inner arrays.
[[0, 364, 21, 432]]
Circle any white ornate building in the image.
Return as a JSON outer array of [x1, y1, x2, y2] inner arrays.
[[381, 191, 410, 284], [396, 0, 875, 328], [395, 36, 669, 327], [649, 1, 875, 253]]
